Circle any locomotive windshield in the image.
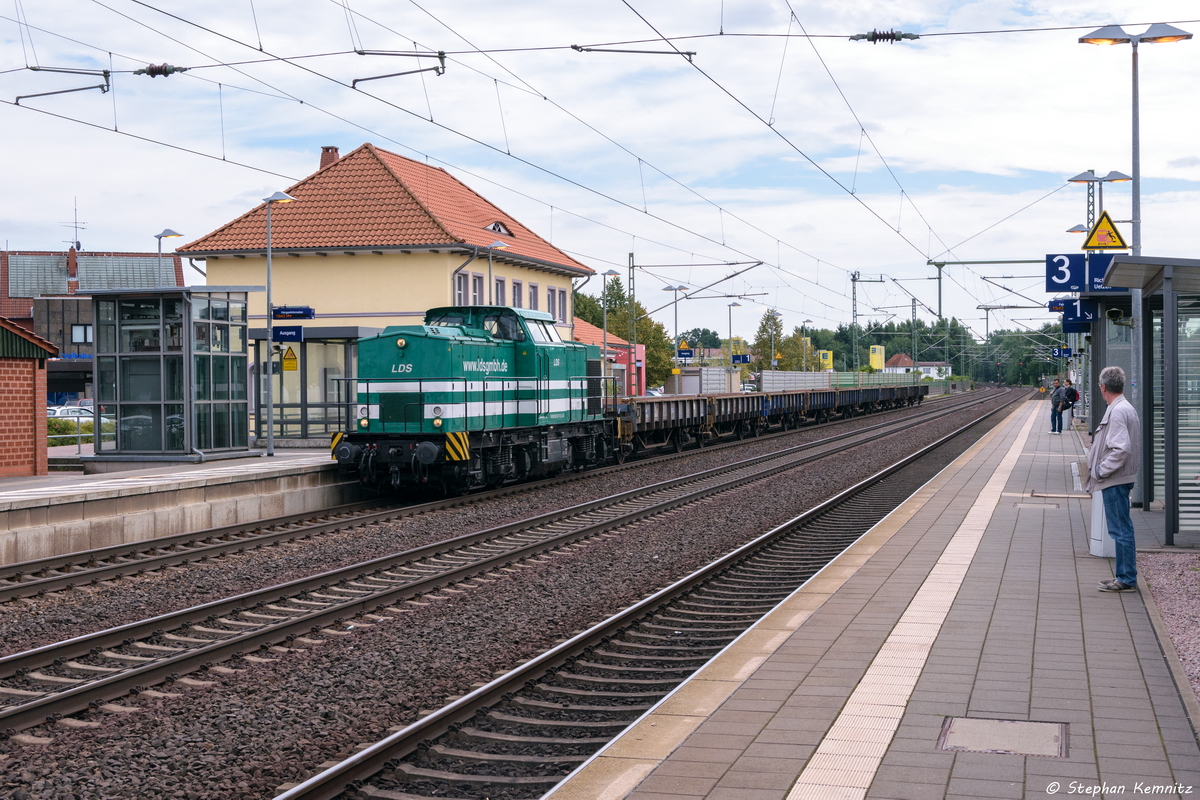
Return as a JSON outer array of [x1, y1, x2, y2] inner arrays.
[[527, 319, 562, 343]]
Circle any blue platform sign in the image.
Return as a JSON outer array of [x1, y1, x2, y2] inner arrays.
[[1051, 347, 1073, 358], [676, 348, 694, 360], [732, 354, 751, 364], [1063, 321, 1091, 333], [1062, 298, 1097, 323], [272, 325, 304, 343], [1048, 299, 1066, 313], [273, 305, 315, 320], [1086, 253, 1127, 293], [1046, 254, 1085, 293]]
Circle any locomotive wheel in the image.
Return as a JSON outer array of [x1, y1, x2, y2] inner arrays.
[[614, 447, 627, 464]]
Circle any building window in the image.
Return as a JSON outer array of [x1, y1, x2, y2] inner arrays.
[[558, 289, 568, 323], [547, 288, 556, 320], [485, 221, 512, 236], [494, 278, 506, 306], [71, 324, 93, 344], [529, 283, 538, 310], [512, 280, 523, 308], [471, 274, 484, 305], [455, 273, 468, 306]]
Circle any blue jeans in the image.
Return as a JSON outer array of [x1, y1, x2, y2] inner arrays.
[[1102, 483, 1137, 586], [1050, 407, 1063, 432]]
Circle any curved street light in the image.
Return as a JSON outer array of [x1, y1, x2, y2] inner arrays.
[[262, 190, 296, 457]]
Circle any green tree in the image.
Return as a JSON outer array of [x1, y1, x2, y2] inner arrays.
[[573, 278, 673, 389], [572, 288, 603, 328], [751, 310, 785, 375], [679, 327, 721, 349]]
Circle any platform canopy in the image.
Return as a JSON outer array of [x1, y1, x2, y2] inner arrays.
[[1102, 254, 1200, 293]]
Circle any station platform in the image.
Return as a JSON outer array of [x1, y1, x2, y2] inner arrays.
[[0, 447, 357, 566], [548, 398, 1200, 800]]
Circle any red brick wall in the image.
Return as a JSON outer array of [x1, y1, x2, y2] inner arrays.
[[0, 357, 47, 476]]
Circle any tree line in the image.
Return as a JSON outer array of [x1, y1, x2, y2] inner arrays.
[[573, 282, 1063, 387]]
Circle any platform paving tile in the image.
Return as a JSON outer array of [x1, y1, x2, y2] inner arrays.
[[945, 777, 1025, 798], [626, 792, 704, 800], [650, 759, 732, 780], [712, 769, 797, 791], [634, 774, 721, 796], [947, 754, 1026, 781], [865, 779, 949, 800]]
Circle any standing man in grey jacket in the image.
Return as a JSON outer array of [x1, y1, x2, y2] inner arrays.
[[1086, 366, 1142, 592], [1049, 379, 1066, 434]]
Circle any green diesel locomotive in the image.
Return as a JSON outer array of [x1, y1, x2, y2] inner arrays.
[[333, 305, 609, 492]]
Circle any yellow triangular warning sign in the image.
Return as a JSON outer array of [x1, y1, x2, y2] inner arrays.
[[1082, 210, 1128, 251], [679, 339, 690, 349], [282, 346, 298, 371]]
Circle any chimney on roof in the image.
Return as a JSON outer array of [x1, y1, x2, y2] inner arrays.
[[320, 146, 340, 169]]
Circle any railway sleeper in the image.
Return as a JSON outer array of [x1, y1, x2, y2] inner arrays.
[[509, 696, 654, 715], [622, 630, 738, 646], [531, 683, 667, 701], [572, 660, 695, 676], [394, 762, 562, 786], [486, 710, 632, 732], [653, 611, 761, 624], [429, 743, 588, 765], [549, 672, 680, 689], [455, 727, 611, 747], [600, 640, 724, 656]]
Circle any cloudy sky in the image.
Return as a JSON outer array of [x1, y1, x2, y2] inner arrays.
[[2, 1, 1198, 342]]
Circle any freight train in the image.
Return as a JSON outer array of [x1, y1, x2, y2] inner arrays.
[[332, 305, 927, 493]]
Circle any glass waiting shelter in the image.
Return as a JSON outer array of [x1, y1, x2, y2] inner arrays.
[[87, 286, 262, 465]]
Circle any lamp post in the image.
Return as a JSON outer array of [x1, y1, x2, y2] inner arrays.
[[1067, 170, 1131, 229], [486, 240, 509, 305], [769, 310, 782, 372], [801, 319, 812, 371], [1079, 22, 1190, 502], [663, 285, 688, 364], [154, 229, 182, 278], [728, 301, 741, 390], [602, 269, 620, 396], [262, 190, 296, 457]]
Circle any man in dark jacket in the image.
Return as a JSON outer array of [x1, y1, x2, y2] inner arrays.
[[1049, 379, 1065, 434], [1085, 366, 1142, 592]]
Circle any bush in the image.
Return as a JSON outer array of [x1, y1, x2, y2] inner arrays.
[[47, 417, 116, 446]]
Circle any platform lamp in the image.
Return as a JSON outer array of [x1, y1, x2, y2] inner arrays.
[[486, 240, 509, 305], [1067, 170, 1131, 229], [769, 310, 783, 371], [262, 190, 296, 457], [601, 269, 621, 396], [728, 301, 741, 389], [154, 229, 182, 277], [662, 285, 688, 364], [1079, 22, 1189, 501], [801, 319, 813, 371]]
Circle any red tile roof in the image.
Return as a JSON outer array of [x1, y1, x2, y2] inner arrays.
[[572, 317, 629, 349], [884, 353, 914, 368], [0, 315, 58, 355], [179, 144, 592, 276]]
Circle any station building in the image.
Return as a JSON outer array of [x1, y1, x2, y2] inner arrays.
[[0, 317, 58, 476], [177, 144, 595, 444]]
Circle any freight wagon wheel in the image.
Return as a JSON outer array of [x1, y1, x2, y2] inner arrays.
[[735, 422, 746, 440], [672, 431, 685, 453], [750, 420, 761, 437]]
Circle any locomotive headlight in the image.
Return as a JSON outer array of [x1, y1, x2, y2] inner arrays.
[[395, 338, 407, 349], [359, 418, 369, 428], [432, 406, 443, 417], [432, 418, 443, 428]]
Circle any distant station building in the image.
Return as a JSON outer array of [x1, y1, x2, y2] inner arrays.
[[177, 144, 595, 444], [571, 317, 646, 397], [0, 316, 58, 476], [0, 248, 185, 403]]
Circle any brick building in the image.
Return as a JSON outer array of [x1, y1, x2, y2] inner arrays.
[[0, 317, 58, 476]]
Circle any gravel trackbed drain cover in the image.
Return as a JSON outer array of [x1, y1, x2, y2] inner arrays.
[[937, 717, 1068, 757]]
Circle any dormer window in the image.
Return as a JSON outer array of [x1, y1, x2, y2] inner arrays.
[[484, 221, 512, 236]]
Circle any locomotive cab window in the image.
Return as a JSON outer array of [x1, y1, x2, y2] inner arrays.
[[427, 313, 466, 328], [527, 319, 561, 343], [484, 314, 525, 342]]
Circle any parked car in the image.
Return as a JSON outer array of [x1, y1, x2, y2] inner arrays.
[[64, 398, 94, 408], [50, 407, 113, 424], [645, 387, 665, 397], [740, 383, 758, 393]]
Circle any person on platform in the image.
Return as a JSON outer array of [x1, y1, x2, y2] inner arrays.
[[1086, 366, 1142, 592], [1064, 379, 1079, 427], [1049, 379, 1065, 434]]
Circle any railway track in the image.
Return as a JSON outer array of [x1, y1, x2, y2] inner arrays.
[[0, 391, 968, 603], [0, 390, 1010, 737], [276, 390, 1028, 800]]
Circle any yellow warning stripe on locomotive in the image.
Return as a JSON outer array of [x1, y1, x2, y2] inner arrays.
[[330, 432, 344, 461], [444, 431, 470, 461]]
